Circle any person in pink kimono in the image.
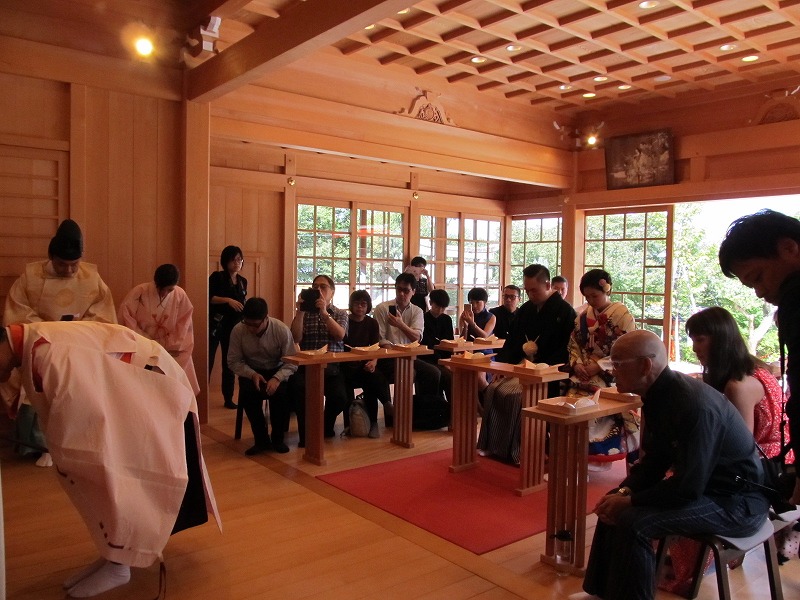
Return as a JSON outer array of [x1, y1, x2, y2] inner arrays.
[[0, 321, 220, 598], [117, 264, 200, 394]]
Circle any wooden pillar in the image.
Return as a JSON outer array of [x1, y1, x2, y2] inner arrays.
[[184, 101, 210, 423]]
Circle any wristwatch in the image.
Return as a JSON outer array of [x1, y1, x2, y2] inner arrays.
[[616, 486, 632, 497]]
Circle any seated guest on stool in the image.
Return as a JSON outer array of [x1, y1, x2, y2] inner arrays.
[[478, 264, 575, 464], [228, 298, 297, 455], [489, 285, 521, 340], [582, 330, 769, 600], [658, 305, 788, 596], [421, 288, 455, 402], [459, 287, 496, 342], [374, 272, 442, 402], [290, 274, 349, 440], [551, 275, 568, 299], [343, 290, 392, 437]]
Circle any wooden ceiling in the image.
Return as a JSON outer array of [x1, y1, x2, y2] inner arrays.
[[5, 0, 800, 116]]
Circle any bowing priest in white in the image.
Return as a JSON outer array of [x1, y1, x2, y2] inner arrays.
[[0, 321, 220, 598]]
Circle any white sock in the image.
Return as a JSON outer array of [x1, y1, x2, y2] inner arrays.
[[63, 558, 106, 589], [35, 452, 53, 467], [67, 561, 130, 597]]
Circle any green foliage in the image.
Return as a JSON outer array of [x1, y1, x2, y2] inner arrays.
[[671, 204, 800, 364]]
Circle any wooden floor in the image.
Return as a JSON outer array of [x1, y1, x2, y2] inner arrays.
[[3, 396, 800, 599]]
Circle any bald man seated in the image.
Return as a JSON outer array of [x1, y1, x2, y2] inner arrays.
[[580, 330, 769, 600]]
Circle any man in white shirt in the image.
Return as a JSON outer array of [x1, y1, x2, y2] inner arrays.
[[227, 298, 298, 454], [373, 272, 441, 399]]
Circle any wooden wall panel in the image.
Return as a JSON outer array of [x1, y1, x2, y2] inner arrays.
[[74, 87, 184, 305], [0, 146, 68, 312], [0, 72, 69, 142]]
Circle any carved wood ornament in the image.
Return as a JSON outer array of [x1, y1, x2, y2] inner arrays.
[[397, 90, 456, 126]]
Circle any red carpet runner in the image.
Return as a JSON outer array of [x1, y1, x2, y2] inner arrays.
[[318, 449, 625, 554]]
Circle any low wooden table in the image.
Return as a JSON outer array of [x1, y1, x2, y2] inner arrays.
[[434, 338, 505, 354], [283, 346, 433, 465], [439, 358, 568, 496], [522, 392, 642, 575]]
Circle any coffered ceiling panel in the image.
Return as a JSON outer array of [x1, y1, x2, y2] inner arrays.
[[6, 0, 800, 116]]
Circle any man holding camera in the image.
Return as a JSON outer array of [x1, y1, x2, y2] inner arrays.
[[228, 298, 297, 455], [373, 272, 441, 399]]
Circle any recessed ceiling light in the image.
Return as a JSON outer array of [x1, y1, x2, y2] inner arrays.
[[582, 92, 596, 98], [506, 44, 521, 52], [639, 1, 659, 8], [719, 43, 737, 52], [742, 55, 759, 62], [471, 56, 487, 64], [397, 8, 410, 15], [618, 84, 632, 90], [593, 76, 608, 82], [364, 24, 376, 30], [559, 84, 572, 91], [134, 37, 154, 56], [654, 75, 672, 82]]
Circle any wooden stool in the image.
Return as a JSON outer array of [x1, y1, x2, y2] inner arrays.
[[655, 518, 784, 600]]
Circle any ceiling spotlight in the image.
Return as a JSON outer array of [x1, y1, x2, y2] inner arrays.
[[742, 55, 760, 62], [559, 84, 572, 91], [618, 84, 632, 90], [654, 75, 672, 82], [134, 37, 154, 56], [582, 92, 596, 98], [593, 76, 608, 82], [364, 24, 376, 30], [719, 43, 737, 52], [586, 134, 599, 146], [397, 8, 410, 15], [639, 1, 659, 8], [471, 56, 487, 64], [506, 44, 521, 52]]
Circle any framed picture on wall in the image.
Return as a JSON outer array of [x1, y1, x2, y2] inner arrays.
[[605, 129, 674, 190]]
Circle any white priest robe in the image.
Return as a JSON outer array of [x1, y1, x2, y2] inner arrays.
[[11, 321, 220, 568]]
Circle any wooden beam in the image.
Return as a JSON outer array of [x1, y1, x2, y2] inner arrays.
[[0, 34, 182, 101], [212, 116, 572, 188], [186, 0, 414, 102]]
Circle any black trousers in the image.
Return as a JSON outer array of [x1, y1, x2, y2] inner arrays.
[[291, 364, 349, 438], [377, 357, 442, 399], [237, 367, 291, 447], [209, 322, 236, 403]]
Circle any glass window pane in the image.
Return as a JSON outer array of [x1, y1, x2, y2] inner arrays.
[[447, 218, 460, 239], [625, 212, 646, 239]]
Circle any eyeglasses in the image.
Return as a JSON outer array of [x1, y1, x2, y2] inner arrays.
[[502, 294, 519, 300], [395, 287, 414, 294], [610, 354, 656, 370]]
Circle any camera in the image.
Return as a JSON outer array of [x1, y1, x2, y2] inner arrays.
[[299, 287, 321, 312], [388, 305, 397, 316]]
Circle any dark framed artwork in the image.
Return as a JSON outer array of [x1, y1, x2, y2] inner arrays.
[[605, 129, 674, 190]]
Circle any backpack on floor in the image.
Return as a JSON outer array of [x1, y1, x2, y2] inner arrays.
[[412, 394, 450, 431], [347, 393, 371, 437]]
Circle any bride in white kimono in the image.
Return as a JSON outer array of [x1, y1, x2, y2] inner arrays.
[[0, 321, 220, 597]]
